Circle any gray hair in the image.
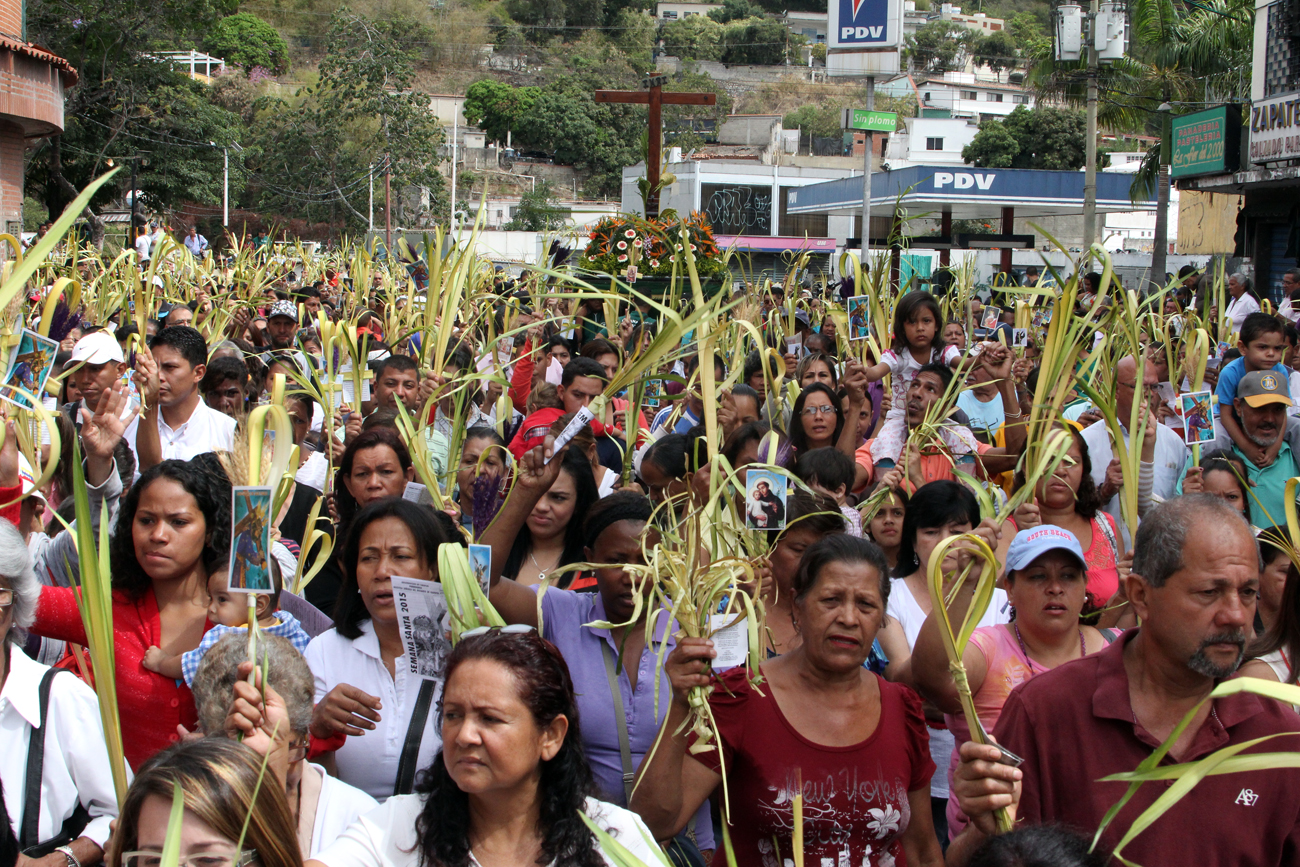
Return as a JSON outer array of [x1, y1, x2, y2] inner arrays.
[[1132, 494, 1261, 588], [0, 520, 39, 635], [191, 633, 314, 738], [1230, 271, 1252, 290]]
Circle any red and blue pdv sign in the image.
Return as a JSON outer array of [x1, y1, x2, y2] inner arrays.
[[828, 0, 902, 50]]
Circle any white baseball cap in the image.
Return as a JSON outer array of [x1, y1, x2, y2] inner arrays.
[[69, 331, 125, 365]]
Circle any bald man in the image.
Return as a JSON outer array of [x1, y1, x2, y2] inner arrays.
[[1079, 354, 1189, 549]]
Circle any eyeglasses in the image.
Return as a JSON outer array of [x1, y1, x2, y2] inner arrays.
[[461, 624, 537, 639], [287, 739, 309, 763], [801, 405, 837, 417], [1117, 382, 1159, 393], [0, 588, 11, 608], [120, 851, 257, 867]]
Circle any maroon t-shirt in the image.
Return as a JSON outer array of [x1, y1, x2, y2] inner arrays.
[[993, 630, 1300, 866], [692, 666, 934, 867]]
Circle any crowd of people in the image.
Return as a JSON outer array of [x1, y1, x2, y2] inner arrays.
[[1, 238, 1299, 867]]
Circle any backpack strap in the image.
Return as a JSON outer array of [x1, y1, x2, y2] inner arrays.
[[21, 668, 64, 850]]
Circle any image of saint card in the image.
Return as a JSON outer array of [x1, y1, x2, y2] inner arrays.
[[229, 486, 275, 593], [0, 330, 58, 409], [744, 468, 786, 532], [1178, 390, 1215, 445], [1012, 328, 1029, 348], [846, 296, 872, 342], [981, 306, 1001, 331], [392, 575, 451, 681], [469, 544, 491, 595]]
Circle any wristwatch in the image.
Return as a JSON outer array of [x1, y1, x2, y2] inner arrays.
[[55, 845, 81, 867]]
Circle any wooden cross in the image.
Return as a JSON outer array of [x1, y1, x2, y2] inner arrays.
[[595, 75, 716, 219]]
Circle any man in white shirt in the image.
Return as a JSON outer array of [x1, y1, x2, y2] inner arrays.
[[131, 325, 236, 468], [1079, 354, 1189, 549]]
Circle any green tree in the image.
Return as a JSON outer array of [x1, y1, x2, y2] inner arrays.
[[513, 74, 642, 195], [611, 8, 656, 68], [903, 20, 975, 73], [22, 197, 48, 231], [708, 0, 763, 23], [504, 181, 569, 229], [962, 118, 1022, 167], [206, 13, 290, 75], [972, 29, 1018, 73], [463, 80, 541, 144], [783, 104, 843, 149], [721, 17, 791, 65], [248, 8, 447, 229], [962, 104, 1093, 170], [660, 16, 724, 61], [26, 0, 242, 242]]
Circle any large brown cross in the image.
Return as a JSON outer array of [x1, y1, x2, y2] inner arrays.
[[595, 75, 716, 219]]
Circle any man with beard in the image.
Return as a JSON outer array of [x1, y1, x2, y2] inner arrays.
[[852, 346, 1025, 492], [948, 494, 1300, 867], [1188, 370, 1299, 524]]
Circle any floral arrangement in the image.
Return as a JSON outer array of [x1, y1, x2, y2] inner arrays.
[[579, 211, 727, 280]]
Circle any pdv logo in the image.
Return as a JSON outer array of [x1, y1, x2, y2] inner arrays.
[[838, 0, 889, 43]]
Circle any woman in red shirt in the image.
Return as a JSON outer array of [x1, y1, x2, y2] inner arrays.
[[26, 391, 226, 769], [632, 535, 944, 867]]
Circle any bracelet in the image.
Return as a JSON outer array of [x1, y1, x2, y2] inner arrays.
[[56, 846, 81, 867]]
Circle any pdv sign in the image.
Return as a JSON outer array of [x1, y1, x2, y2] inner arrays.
[[829, 0, 902, 49]]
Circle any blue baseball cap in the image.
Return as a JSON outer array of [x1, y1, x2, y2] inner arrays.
[[1005, 525, 1087, 574]]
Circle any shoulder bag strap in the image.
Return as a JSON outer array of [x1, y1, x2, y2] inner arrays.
[[21, 668, 61, 850], [393, 679, 436, 797], [600, 641, 635, 804]]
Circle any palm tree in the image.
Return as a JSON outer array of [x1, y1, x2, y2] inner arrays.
[[1025, 0, 1251, 283]]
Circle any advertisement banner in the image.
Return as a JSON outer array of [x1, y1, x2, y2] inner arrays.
[[829, 0, 903, 49]]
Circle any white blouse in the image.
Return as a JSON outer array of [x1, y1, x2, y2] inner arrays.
[[304, 623, 442, 801], [0, 646, 121, 848], [310, 764, 379, 857], [314, 793, 663, 867]]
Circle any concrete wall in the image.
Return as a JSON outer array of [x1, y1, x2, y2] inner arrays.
[[719, 115, 781, 147]]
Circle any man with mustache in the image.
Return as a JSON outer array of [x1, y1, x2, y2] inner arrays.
[[948, 494, 1300, 867], [1187, 369, 1300, 524]]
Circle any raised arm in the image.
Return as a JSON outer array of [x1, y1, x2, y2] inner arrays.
[[38, 384, 132, 588], [629, 638, 724, 840], [481, 440, 562, 628], [133, 345, 162, 471]]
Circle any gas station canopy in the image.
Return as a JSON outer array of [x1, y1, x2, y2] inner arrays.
[[785, 165, 1156, 220]]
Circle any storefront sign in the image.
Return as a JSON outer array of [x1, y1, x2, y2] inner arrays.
[[1250, 92, 1300, 164], [1171, 105, 1240, 178]]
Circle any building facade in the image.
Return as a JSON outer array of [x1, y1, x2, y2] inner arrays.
[[0, 0, 76, 242]]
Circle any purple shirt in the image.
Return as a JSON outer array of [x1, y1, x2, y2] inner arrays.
[[537, 587, 714, 849]]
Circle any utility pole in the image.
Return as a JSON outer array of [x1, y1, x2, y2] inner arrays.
[[1082, 0, 1099, 257], [368, 163, 374, 234], [861, 76, 875, 268], [450, 114, 458, 237], [384, 157, 392, 257], [223, 147, 229, 228], [1150, 101, 1172, 292]]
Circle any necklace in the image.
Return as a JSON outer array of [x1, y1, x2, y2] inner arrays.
[[525, 549, 559, 583], [1013, 622, 1085, 667]]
